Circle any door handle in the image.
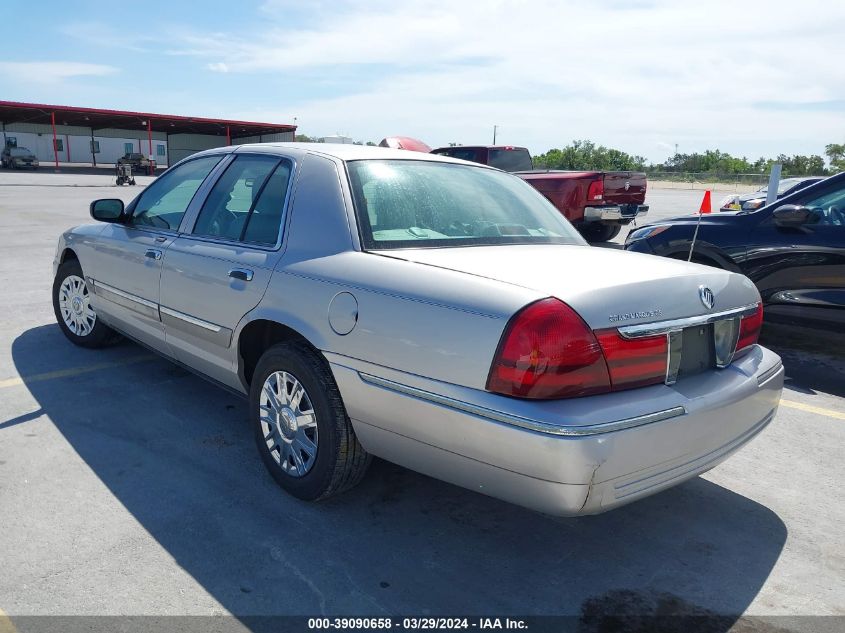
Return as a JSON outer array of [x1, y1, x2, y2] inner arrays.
[[228, 268, 254, 282], [145, 249, 162, 260]]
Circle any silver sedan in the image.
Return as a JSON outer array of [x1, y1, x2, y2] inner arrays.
[[52, 144, 783, 515]]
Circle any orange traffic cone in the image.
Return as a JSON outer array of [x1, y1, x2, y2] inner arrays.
[[699, 190, 712, 214]]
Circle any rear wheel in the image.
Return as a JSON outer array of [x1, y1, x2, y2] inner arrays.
[[250, 341, 371, 500], [579, 223, 621, 243], [52, 260, 120, 348]]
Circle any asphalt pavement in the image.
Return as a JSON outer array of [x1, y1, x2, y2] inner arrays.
[[0, 171, 842, 628]]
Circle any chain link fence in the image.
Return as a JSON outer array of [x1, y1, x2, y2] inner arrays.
[[647, 172, 772, 192]]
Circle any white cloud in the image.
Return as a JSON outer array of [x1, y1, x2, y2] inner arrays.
[[172, 0, 845, 160], [0, 61, 117, 84]]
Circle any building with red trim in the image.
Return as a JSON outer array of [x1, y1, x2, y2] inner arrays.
[[0, 101, 296, 168]]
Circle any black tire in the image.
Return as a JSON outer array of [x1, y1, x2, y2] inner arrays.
[[250, 341, 371, 501], [52, 260, 120, 348], [579, 223, 621, 243]]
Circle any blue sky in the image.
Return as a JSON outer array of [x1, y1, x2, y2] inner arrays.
[[2, 0, 844, 163]]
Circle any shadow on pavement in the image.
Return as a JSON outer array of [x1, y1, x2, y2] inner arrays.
[[10, 324, 788, 628], [761, 323, 845, 398]]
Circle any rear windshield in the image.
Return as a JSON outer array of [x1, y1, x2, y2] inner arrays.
[[487, 148, 533, 172], [347, 159, 584, 250]]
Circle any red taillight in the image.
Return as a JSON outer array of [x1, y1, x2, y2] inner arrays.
[[587, 178, 604, 201], [735, 303, 763, 355], [595, 329, 668, 390], [486, 298, 611, 399]]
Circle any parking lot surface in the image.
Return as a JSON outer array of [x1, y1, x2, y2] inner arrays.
[[0, 171, 843, 626]]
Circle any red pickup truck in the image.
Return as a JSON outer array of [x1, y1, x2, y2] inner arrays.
[[430, 145, 649, 242]]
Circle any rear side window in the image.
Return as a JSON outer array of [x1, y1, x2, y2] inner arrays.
[[488, 148, 533, 172], [192, 155, 292, 245], [433, 148, 482, 164]]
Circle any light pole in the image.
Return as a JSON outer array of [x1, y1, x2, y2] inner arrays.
[[493, 125, 498, 144]]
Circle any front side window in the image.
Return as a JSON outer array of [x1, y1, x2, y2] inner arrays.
[[192, 155, 292, 245], [798, 185, 845, 226], [347, 160, 584, 250], [130, 155, 222, 230]]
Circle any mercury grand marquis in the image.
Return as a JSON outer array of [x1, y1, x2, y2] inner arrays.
[[52, 143, 784, 515]]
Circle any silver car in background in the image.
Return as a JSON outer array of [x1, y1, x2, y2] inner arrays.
[[52, 144, 783, 515]]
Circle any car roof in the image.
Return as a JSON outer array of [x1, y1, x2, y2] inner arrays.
[[228, 142, 486, 166]]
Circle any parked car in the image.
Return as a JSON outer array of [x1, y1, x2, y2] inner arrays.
[[719, 177, 825, 211], [117, 152, 151, 172], [430, 145, 649, 242], [52, 144, 783, 516], [378, 136, 432, 152], [1, 146, 39, 169], [626, 172, 844, 331]]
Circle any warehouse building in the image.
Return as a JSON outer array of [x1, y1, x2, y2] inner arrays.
[[0, 101, 296, 169]]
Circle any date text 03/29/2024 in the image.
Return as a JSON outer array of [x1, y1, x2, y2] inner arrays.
[[307, 618, 528, 630]]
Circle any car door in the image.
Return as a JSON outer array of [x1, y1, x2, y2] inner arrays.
[[159, 153, 295, 389], [87, 154, 225, 352], [745, 180, 845, 329]]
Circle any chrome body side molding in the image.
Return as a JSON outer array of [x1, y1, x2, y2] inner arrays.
[[91, 279, 157, 310], [160, 306, 223, 333], [359, 372, 687, 437]]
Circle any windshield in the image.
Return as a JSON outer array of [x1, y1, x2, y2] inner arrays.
[[759, 179, 806, 195], [347, 160, 585, 250], [10, 148, 33, 156]]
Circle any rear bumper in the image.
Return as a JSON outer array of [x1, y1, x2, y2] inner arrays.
[[329, 345, 783, 516], [584, 204, 649, 223]]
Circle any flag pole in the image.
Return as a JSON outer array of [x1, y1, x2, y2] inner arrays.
[[688, 190, 711, 261]]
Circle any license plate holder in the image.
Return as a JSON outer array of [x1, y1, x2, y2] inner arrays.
[[677, 324, 715, 379]]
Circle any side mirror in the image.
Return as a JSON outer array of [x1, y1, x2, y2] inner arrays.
[[90, 198, 125, 223], [772, 204, 810, 227]]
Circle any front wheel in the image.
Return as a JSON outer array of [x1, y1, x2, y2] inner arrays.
[[250, 341, 371, 501], [52, 260, 120, 348]]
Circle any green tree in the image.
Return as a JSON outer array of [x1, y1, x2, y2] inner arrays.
[[533, 140, 646, 171], [825, 143, 845, 172]]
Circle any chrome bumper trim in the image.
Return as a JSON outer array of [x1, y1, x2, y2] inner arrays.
[[618, 303, 759, 339], [757, 361, 783, 387], [359, 372, 686, 437], [583, 205, 649, 222], [584, 206, 622, 221]]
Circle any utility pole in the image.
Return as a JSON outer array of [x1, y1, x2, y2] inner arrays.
[[674, 143, 678, 157], [493, 125, 498, 144]]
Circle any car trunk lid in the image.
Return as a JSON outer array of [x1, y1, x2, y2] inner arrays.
[[378, 245, 758, 330]]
